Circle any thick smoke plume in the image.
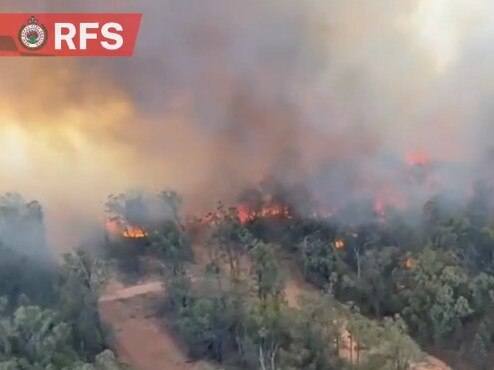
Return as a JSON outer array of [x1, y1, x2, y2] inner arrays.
[[0, 0, 493, 248]]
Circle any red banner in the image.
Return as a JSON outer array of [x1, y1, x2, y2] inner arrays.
[[0, 13, 142, 57]]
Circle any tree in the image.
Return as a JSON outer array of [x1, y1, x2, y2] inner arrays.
[[208, 207, 255, 283], [395, 249, 473, 345], [58, 251, 109, 359], [0, 304, 83, 369], [245, 301, 284, 370], [359, 246, 400, 317], [250, 242, 284, 310], [159, 190, 184, 230], [149, 222, 192, 276], [0, 194, 124, 370], [470, 321, 489, 370], [365, 315, 421, 370], [298, 235, 353, 298]]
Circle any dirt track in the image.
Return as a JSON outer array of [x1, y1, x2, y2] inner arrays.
[[99, 281, 164, 303], [96, 238, 216, 370], [99, 280, 204, 370]]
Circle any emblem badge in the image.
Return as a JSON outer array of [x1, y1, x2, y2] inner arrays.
[[19, 16, 48, 51]]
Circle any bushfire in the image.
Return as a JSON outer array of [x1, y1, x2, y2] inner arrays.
[[122, 226, 147, 238], [237, 203, 292, 224], [193, 203, 293, 226], [105, 220, 148, 239], [106, 151, 438, 238]]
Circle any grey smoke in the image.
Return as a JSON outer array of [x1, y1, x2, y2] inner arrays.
[[0, 0, 493, 245]]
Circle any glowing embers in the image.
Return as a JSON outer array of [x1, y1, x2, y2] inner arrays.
[[237, 203, 292, 224], [334, 239, 345, 250], [195, 203, 293, 226]]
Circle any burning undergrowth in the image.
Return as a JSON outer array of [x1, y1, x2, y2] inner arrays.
[[102, 150, 478, 246]]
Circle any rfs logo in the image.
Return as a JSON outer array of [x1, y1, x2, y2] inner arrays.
[[18, 16, 48, 50]]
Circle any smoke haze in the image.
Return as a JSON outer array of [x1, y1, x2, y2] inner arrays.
[[0, 0, 493, 248]]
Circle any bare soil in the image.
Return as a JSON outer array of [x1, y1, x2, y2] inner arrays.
[[99, 279, 206, 370]]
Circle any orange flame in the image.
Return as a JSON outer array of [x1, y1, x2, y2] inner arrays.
[[335, 239, 345, 249], [123, 226, 147, 238], [194, 203, 293, 226], [237, 204, 253, 223], [105, 219, 147, 239], [236, 203, 292, 224]]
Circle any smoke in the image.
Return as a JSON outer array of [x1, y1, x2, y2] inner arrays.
[[0, 0, 493, 248]]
